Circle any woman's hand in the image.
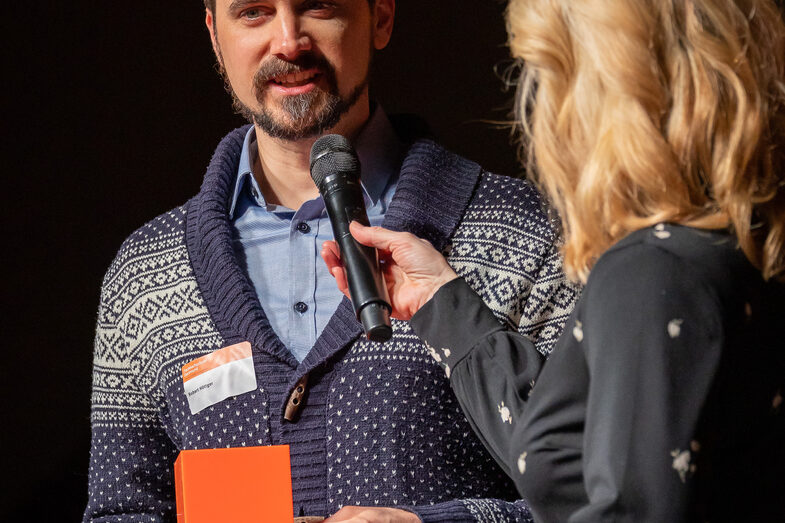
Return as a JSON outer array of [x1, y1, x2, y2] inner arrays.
[[321, 222, 458, 321], [323, 505, 421, 522]]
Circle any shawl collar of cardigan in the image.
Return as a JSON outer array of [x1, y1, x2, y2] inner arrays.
[[185, 124, 482, 377]]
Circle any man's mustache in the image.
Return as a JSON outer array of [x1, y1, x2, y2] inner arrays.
[[253, 54, 335, 90]]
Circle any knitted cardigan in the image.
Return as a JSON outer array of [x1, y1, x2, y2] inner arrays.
[[84, 125, 580, 522]]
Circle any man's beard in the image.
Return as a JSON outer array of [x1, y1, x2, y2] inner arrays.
[[220, 53, 367, 141]]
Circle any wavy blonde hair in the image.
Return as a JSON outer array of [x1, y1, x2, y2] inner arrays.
[[507, 0, 785, 282]]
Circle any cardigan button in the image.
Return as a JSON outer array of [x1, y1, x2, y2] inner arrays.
[[284, 374, 309, 422]]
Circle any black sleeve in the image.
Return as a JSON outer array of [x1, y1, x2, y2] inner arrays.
[[409, 278, 544, 477], [566, 246, 723, 522]]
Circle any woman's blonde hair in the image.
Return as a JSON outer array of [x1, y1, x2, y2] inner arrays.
[[507, 0, 785, 282]]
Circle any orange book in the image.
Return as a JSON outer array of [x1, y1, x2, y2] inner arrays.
[[174, 445, 294, 523]]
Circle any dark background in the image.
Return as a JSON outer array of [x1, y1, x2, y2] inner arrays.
[[3, 2, 520, 520]]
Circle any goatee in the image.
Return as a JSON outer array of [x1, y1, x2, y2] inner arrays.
[[220, 53, 367, 141]]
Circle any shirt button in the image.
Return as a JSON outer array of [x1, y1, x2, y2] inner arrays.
[[294, 301, 308, 313], [296, 222, 311, 234]]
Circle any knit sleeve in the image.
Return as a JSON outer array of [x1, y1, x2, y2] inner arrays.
[[83, 261, 180, 522], [445, 174, 579, 359], [524, 233, 581, 355]]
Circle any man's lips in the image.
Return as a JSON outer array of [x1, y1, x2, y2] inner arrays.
[[267, 68, 321, 89]]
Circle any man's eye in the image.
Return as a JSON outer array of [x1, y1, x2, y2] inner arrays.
[[241, 8, 264, 19]]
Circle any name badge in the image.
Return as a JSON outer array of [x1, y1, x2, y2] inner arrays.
[[182, 342, 257, 415]]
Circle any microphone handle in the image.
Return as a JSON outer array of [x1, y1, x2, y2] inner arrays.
[[322, 174, 392, 342]]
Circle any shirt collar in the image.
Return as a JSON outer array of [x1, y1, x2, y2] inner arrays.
[[228, 129, 263, 219], [228, 105, 401, 219]]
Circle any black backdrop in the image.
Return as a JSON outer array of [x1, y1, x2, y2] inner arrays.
[[3, 2, 519, 520]]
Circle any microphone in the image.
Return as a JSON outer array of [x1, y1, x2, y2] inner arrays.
[[310, 134, 392, 342]]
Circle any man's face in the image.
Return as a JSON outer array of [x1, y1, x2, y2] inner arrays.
[[207, 0, 394, 141]]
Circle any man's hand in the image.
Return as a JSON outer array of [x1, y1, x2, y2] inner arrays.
[[323, 505, 421, 523], [321, 222, 459, 321]]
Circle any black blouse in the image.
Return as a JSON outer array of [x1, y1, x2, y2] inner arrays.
[[410, 224, 785, 522]]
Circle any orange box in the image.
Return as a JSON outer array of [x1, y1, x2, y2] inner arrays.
[[174, 445, 294, 523]]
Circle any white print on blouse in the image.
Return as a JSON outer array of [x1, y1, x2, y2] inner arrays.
[[424, 341, 452, 378], [667, 319, 684, 338], [517, 452, 528, 475], [498, 402, 512, 424], [572, 320, 584, 342], [653, 223, 672, 239], [671, 440, 701, 483], [426, 343, 442, 362]]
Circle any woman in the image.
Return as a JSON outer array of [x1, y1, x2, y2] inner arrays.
[[322, 0, 785, 521]]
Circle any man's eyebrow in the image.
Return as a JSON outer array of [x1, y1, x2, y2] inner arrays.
[[228, 0, 258, 11]]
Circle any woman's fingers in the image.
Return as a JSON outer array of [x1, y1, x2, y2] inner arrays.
[[349, 221, 416, 251], [320, 242, 350, 297], [323, 225, 457, 319], [323, 240, 341, 261]]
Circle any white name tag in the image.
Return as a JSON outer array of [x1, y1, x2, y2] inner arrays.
[[182, 342, 257, 415]]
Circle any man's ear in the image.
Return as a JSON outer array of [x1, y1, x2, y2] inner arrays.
[[205, 9, 221, 61], [372, 0, 395, 50]]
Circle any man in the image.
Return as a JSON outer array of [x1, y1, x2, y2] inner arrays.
[[84, 0, 579, 521]]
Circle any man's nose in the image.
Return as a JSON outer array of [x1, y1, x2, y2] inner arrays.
[[270, 11, 312, 60]]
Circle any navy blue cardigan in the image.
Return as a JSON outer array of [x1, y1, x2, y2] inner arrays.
[[84, 125, 580, 522]]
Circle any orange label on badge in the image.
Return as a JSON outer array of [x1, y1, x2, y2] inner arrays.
[[182, 342, 252, 383]]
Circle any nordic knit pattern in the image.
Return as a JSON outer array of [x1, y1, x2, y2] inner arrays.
[[85, 126, 580, 522]]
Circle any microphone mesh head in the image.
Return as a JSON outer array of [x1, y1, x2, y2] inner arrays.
[[310, 134, 360, 189]]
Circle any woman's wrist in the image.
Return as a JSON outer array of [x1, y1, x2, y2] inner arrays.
[[423, 268, 460, 305]]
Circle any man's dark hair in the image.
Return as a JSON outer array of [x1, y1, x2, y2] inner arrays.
[[203, 0, 375, 12]]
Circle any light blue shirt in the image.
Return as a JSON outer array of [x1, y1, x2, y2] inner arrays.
[[229, 107, 401, 362]]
